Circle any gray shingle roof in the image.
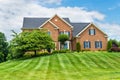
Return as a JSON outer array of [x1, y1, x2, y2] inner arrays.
[[71, 23, 90, 37], [22, 18, 49, 29], [22, 17, 90, 36], [22, 18, 70, 29]]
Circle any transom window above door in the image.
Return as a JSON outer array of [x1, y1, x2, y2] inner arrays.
[[60, 31, 70, 37]]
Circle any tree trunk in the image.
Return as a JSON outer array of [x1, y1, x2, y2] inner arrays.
[[3, 54, 7, 61], [34, 50, 37, 56]]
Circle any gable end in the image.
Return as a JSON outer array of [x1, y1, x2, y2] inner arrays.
[[76, 23, 108, 37]]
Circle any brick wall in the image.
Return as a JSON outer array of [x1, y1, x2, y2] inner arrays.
[[76, 24, 107, 51]]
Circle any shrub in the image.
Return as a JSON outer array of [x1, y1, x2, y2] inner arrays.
[[110, 47, 120, 52], [76, 42, 81, 52], [52, 49, 71, 54], [52, 50, 59, 54], [107, 40, 112, 51]]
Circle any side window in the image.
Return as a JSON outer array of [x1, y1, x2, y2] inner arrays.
[[95, 41, 102, 48], [89, 29, 95, 35], [84, 41, 91, 48]]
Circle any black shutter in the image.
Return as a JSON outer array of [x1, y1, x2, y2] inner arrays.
[[84, 41, 85, 48], [89, 29, 91, 35], [89, 41, 91, 48], [100, 41, 102, 48], [95, 41, 97, 48], [94, 29, 96, 35]]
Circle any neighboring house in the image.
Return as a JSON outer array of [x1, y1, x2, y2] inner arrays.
[[22, 14, 108, 51]]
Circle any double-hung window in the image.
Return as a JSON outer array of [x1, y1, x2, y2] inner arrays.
[[95, 41, 102, 48], [84, 41, 91, 48], [89, 29, 95, 35]]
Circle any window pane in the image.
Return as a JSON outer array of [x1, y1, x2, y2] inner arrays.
[[89, 29, 95, 35], [84, 41, 91, 48], [95, 41, 102, 48], [60, 32, 64, 35], [65, 31, 70, 37]]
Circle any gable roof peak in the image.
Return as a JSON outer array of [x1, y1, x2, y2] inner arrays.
[[50, 14, 74, 28]]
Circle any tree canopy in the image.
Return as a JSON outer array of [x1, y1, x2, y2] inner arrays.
[[0, 32, 8, 62], [58, 34, 69, 49], [10, 30, 55, 57], [58, 34, 69, 45]]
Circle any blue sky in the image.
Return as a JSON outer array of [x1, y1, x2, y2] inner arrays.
[[47, 0, 120, 24], [0, 0, 120, 40]]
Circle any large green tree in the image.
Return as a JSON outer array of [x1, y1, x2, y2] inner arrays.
[[10, 30, 54, 57], [0, 32, 8, 62]]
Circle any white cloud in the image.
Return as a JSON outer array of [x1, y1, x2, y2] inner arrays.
[[0, 0, 119, 41], [108, 3, 120, 10], [39, 0, 62, 5]]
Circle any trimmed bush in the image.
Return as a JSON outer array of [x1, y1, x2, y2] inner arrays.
[[76, 42, 81, 52], [107, 40, 112, 51], [52, 49, 71, 54]]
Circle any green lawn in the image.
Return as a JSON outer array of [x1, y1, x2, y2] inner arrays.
[[0, 52, 120, 80]]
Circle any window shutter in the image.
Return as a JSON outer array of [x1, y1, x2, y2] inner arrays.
[[89, 41, 91, 48], [94, 29, 96, 35], [95, 41, 97, 48], [84, 41, 86, 48], [100, 41, 102, 48], [89, 29, 91, 35]]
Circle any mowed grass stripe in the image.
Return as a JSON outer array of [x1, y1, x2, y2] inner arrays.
[[26, 56, 50, 80], [111, 52, 120, 58], [43, 56, 51, 80], [55, 54, 67, 80], [105, 53, 120, 63], [96, 53, 120, 69], [34, 57, 44, 70], [44, 54, 58, 80], [79, 53, 99, 68], [57, 54, 72, 80], [1, 60, 32, 80], [65, 53, 83, 76], [0, 60, 22, 70], [23, 57, 40, 71], [0, 61, 24, 71], [65, 53, 81, 69], [71, 53, 93, 70], [17, 59, 33, 70], [6, 60, 32, 71], [84, 53, 108, 69], [0, 61, 12, 66], [60, 54, 83, 80], [73, 53, 93, 70]]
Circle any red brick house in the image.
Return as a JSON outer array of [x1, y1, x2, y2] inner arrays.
[[22, 14, 108, 51]]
